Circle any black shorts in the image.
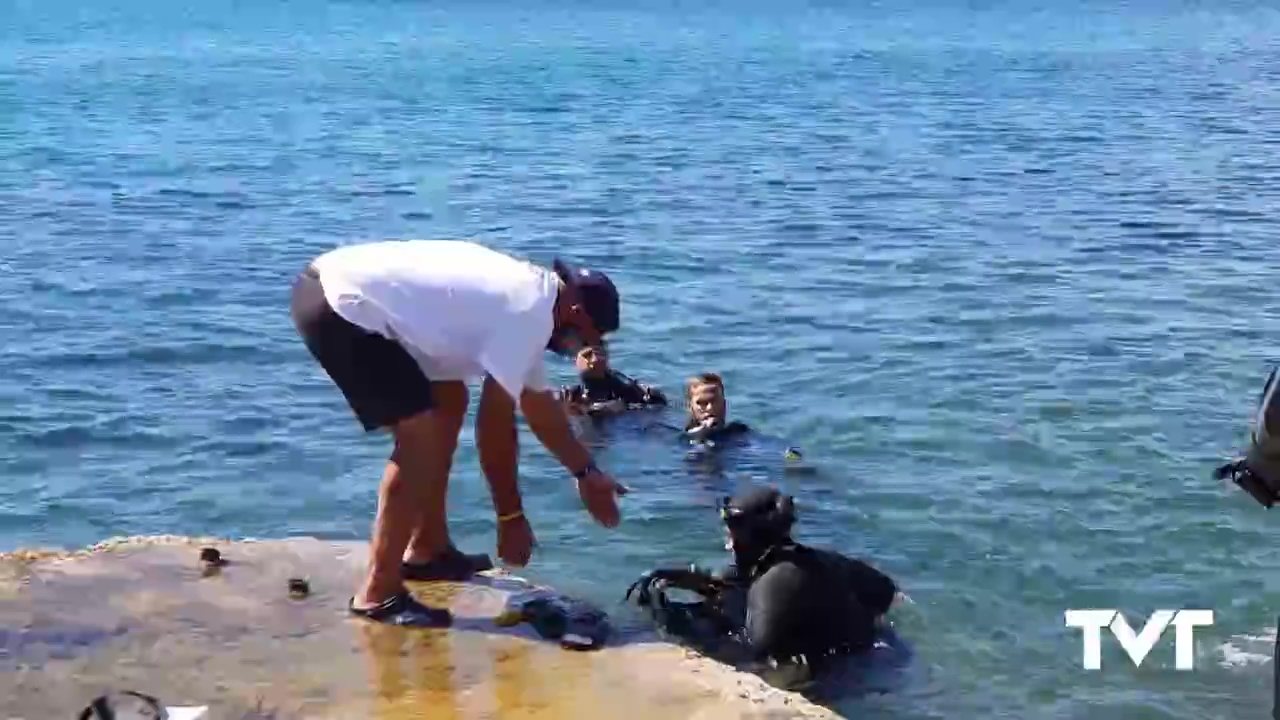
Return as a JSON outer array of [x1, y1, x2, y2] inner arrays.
[[290, 264, 434, 432]]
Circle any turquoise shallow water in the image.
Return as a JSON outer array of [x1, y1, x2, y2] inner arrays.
[[5, 0, 1280, 716]]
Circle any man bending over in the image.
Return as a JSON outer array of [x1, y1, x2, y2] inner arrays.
[[290, 239, 628, 627]]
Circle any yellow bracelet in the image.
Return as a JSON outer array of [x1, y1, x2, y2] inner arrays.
[[497, 510, 524, 523]]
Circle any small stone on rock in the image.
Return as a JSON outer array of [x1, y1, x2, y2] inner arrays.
[[287, 578, 310, 598], [198, 547, 226, 566]]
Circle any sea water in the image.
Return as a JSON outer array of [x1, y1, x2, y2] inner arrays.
[[3, 0, 1280, 717]]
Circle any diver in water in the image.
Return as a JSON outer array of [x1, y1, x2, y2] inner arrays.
[[559, 345, 668, 415], [684, 372, 751, 442], [626, 485, 899, 670], [679, 372, 808, 471]]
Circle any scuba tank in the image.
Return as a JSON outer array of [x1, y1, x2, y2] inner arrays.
[[1216, 365, 1280, 508]]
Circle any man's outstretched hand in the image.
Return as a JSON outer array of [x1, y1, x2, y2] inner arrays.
[[496, 513, 536, 567], [519, 386, 628, 528], [577, 469, 628, 528]]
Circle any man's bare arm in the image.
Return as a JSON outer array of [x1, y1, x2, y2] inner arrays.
[[478, 375, 523, 516], [520, 387, 593, 475]]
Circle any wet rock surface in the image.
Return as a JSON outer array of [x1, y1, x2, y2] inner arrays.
[[0, 536, 837, 719]]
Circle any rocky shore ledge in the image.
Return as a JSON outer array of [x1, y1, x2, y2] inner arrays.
[[0, 535, 839, 719]]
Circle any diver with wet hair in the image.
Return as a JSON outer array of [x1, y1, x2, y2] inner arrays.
[[626, 485, 899, 670], [677, 372, 809, 474], [558, 345, 668, 416], [683, 372, 751, 442]]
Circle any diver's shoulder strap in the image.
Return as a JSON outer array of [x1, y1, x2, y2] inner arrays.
[[608, 370, 641, 388], [753, 541, 814, 576], [605, 370, 650, 401]]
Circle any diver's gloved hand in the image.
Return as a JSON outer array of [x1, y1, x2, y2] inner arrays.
[[624, 564, 726, 607]]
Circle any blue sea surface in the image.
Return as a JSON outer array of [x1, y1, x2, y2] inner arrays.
[[5, 0, 1280, 716]]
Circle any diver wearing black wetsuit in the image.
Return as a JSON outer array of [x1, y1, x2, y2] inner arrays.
[[558, 345, 667, 413], [681, 372, 755, 445], [723, 487, 896, 661], [561, 370, 667, 408], [627, 486, 897, 667]]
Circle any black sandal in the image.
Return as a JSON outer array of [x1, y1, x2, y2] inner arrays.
[[348, 592, 453, 628], [402, 546, 494, 581]]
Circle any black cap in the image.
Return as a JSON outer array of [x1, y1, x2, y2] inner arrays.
[[553, 259, 620, 335]]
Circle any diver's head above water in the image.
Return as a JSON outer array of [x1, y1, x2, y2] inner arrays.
[[720, 485, 796, 571], [686, 373, 728, 429], [575, 345, 610, 379]]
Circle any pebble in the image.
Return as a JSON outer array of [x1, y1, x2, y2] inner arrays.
[[198, 547, 226, 566], [198, 547, 227, 576], [287, 578, 310, 599]]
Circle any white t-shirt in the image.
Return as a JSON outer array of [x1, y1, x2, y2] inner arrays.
[[310, 239, 560, 400]]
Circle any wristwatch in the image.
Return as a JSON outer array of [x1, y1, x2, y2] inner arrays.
[[573, 461, 599, 480]]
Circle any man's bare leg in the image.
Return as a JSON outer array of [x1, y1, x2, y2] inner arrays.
[[403, 381, 470, 565], [355, 410, 458, 608]]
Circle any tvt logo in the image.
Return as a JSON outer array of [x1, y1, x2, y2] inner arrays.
[[1064, 609, 1214, 670]]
